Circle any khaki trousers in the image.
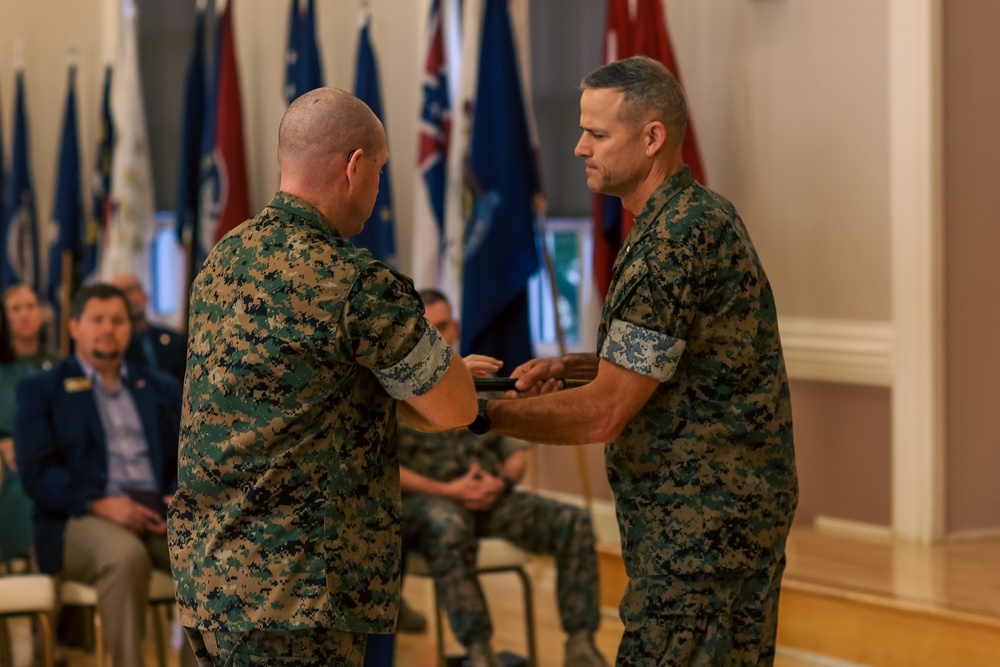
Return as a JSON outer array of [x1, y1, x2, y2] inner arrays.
[[63, 515, 196, 667]]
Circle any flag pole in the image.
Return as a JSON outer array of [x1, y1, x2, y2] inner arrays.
[[181, 239, 192, 333], [60, 252, 73, 356], [535, 194, 593, 516]]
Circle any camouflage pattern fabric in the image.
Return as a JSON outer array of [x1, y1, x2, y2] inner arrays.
[[183, 626, 367, 667], [399, 428, 600, 647], [616, 558, 786, 667], [597, 167, 797, 662], [398, 427, 521, 482], [168, 192, 452, 636]]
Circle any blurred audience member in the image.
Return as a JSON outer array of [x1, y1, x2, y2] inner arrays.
[[0, 284, 59, 561], [110, 273, 187, 382], [15, 283, 195, 667]]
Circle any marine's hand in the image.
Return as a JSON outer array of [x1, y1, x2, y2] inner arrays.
[[442, 465, 485, 505], [509, 357, 566, 392], [463, 468, 505, 511], [463, 354, 503, 378], [444, 464, 505, 511], [506, 377, 563, 399]]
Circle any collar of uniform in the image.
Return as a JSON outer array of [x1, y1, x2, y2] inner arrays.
[[266, 191, 344, 241], [630, 166, 695, 242]]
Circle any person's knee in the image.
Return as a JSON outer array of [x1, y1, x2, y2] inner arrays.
[[421, 505, 474, 548], [101, 537, 153, 585]]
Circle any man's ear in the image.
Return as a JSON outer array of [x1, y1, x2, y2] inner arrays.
[[345, 148, 365, 187], [644, 121, 667, 157]]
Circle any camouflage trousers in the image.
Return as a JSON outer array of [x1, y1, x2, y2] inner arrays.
[[403, 491, 601, 647], [615, 556, 786, 667], [183, 626, 367, 667]]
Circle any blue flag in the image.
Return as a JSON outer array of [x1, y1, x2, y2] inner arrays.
[[47, 66, 85, 347], [84, 66, 113, 281], [352, 12, 397, 268], [285, 0, 323, 105], [461, 0, 540, 370], [176, 7, 207, 287], [1, 71, 40, 291], [197, 6, 222, 264]]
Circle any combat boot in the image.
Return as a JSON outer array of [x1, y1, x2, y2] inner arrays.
[[467, 641, 503, 667], [564, 630, 609, 667]]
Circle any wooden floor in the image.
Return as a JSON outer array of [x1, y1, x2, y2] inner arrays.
[[30, 525, 1000, 666], [784, 525, 1000, 619], [777, 526, 1000, 666]]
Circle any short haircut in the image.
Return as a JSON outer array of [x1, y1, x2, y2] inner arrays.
[[70, 283, 130, 320], [581, 55, 688, 139], [278, 87, 382, 171], [418, 288, 449, 308]]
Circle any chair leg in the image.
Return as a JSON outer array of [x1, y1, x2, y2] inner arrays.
[[92, 608, 105, 667], [512, 567, 537, 667], [433, 587, 447, 667], [1, 618, 11, 667], [34, 612, 54, 667], [149, 604, 167, 667]]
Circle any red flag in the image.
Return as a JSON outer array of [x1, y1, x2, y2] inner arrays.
[[592, 0, 634, 298], [633, 0, 705, 188], [592, 0, 706, 297], [213, 2, 250, 242]]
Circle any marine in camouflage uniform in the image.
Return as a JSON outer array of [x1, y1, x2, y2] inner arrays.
[[602, 165, 797, 666], [399, 427, 602, 655], [168, 89, 476, 666], [483, 57, 798, 666]]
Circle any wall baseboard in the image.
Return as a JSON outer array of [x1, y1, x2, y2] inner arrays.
[[814, 515, 894, 541], [780, 317, 894, 387], [943, 527, 1000, 541]]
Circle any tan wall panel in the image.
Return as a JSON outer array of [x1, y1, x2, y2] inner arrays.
[[942, 0, 1000, 535], [790, 380, 891, 527], [667, 0, 891, 322]]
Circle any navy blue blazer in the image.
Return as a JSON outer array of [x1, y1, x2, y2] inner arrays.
[[13, 358, 182, 574], [124, 324, 188, 384]]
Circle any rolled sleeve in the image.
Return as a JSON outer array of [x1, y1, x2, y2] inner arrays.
[[600, 318, 685, 382], [374, 326, 453, 400]]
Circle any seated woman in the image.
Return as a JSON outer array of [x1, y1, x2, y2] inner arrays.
[[0, 283, 60, 562]]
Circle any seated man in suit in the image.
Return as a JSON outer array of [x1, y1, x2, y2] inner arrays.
[[400, 290, 608, 667], [15, 283, 195, 667], [110, 273, 187, 382]]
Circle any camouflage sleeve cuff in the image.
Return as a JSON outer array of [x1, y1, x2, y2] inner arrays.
[[599, 318, 685, 382], [373, 326, 453, 400]]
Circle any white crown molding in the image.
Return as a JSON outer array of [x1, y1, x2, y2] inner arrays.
[[780, 317, 895, 387]]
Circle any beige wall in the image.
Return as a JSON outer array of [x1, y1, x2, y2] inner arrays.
[[790, 381, 892, 527], [942, 0, 1000, 535], [667, 0, 892, 323]]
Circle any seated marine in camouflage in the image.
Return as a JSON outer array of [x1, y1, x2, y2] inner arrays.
[[400, 290, 609, 667]]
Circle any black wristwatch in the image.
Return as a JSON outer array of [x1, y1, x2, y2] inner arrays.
[[468, 398, 492, 434]]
